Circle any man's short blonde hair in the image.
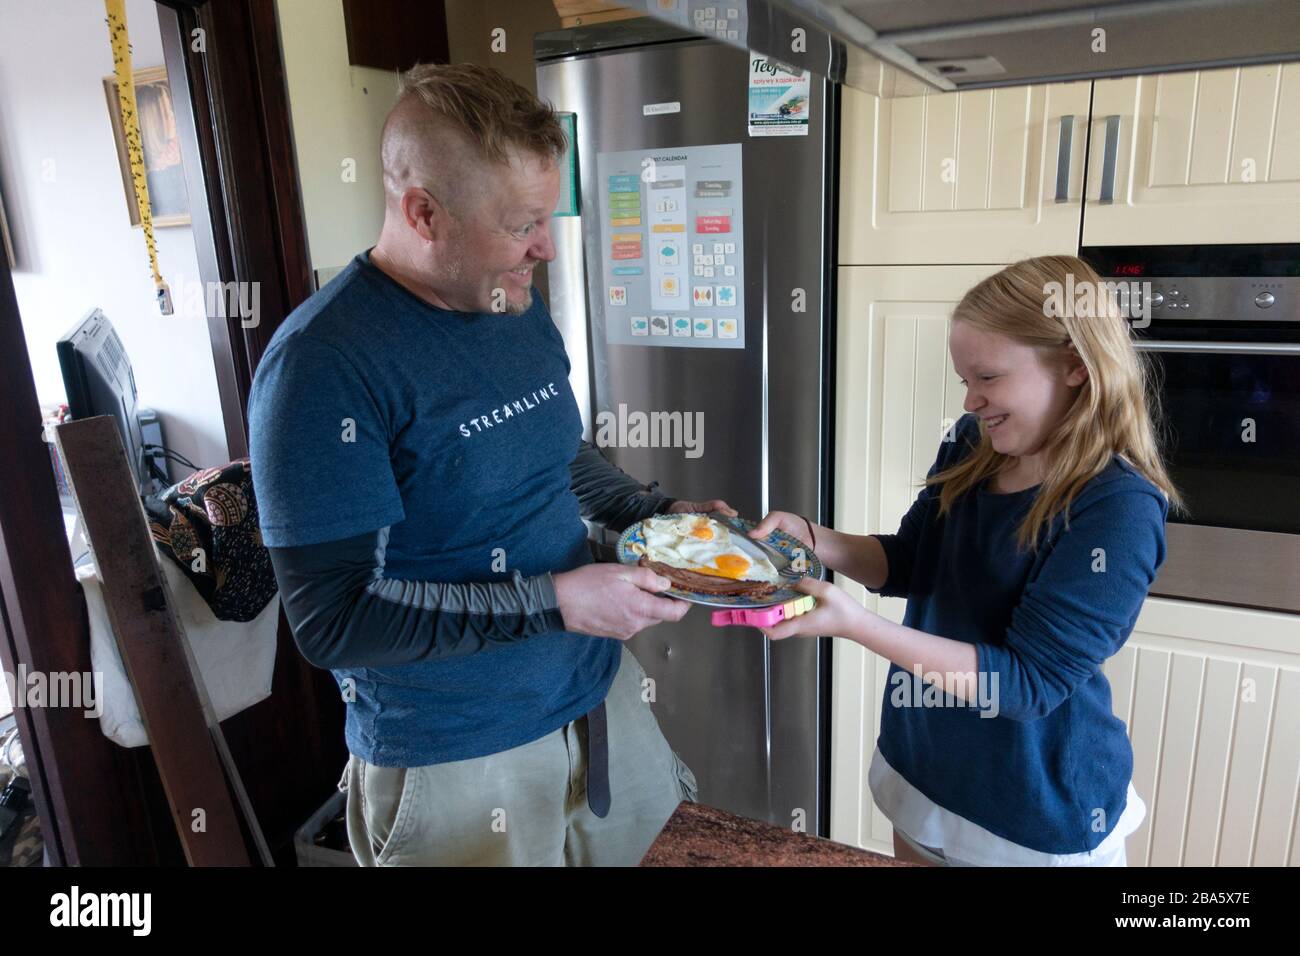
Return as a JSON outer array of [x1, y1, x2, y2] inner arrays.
[[397, 62, 568, 166]]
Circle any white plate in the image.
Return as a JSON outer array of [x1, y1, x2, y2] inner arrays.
[[617, 513, 825, 608]]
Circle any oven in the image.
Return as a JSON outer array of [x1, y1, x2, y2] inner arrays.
[[1080, 244, 1300, 615]]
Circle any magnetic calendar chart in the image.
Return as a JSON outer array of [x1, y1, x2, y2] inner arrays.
[[596, 143, 745, 349]]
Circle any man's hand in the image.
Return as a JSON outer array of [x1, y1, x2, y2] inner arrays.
[[667, 499, 738, 517], [553, 563, 690, 641]]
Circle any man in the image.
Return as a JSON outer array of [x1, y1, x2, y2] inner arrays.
[[249, 63, 729, 866]]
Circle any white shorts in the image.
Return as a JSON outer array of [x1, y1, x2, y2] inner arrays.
[[871, 746, 1142, 867], [895, 825, 1128, 867]]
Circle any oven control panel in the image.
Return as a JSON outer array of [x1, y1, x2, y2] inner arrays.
[[1120, 276, 1299, 322], [1080, 244, 1300, 326]]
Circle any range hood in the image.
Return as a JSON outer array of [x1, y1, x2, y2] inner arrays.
[[614, 0, 1300, 96]]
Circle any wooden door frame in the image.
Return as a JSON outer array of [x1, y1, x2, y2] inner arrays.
[[159, 0, 315, 455], [0, 0, 342, 865], [0, 250, 144, 866]]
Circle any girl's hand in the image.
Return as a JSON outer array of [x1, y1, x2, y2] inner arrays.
[[749, 510, 814, 549], [759, 576, 873, 642]]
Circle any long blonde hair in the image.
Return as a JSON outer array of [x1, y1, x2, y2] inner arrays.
[[931, 255, 1182, 550]]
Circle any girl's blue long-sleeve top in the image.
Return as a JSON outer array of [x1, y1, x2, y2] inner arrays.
[[872, 413, 1167, 854]]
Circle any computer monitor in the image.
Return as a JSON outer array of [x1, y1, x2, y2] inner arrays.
[[56, 309, 148, 490]]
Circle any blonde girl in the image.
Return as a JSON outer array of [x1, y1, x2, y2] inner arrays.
[[753, 255, 1179, 866]]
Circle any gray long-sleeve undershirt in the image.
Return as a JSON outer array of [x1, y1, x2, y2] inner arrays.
[[269, 441, 676, 670]]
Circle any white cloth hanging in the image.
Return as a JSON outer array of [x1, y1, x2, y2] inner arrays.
[[78, 555, 279, 748]]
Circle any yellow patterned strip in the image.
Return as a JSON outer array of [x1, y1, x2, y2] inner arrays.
[[105, 0, 171, 313]]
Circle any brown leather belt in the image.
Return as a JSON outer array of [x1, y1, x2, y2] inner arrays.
[[585, 700, 611, 818]]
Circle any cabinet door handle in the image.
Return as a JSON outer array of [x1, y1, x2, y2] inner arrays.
[[1055, 114, 1074, 203], [1099, 114, 1120, 204]]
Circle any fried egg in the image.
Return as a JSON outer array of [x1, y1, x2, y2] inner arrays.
[[631, 515, 781, 583]]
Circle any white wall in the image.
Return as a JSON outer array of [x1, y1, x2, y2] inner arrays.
[[276, 0, 565, 289], [277, 0, 398, 273], [0, 0, 227, 475]]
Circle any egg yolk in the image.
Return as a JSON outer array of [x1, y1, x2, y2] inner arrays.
[[708, 553, 751, 579]]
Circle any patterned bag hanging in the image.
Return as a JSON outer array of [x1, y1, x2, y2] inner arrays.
[[104, 0, 173, 314], [144, 459, 279, 622]]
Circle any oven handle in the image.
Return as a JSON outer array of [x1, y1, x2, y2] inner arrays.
[[1133, 340, 1300, 355]]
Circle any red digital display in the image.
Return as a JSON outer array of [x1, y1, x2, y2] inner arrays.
[[1114, 264, 1146, 276]]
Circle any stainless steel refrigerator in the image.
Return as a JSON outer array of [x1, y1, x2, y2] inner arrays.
[[536, 17, 837, 833]]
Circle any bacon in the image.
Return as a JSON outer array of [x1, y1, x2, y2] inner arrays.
[[637, 557, 779, 598]]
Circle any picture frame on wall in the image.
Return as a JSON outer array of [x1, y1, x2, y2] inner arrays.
[[102, 65, 190, 228]]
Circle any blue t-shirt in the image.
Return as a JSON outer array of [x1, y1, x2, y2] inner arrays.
[[247, 251, 619, 766], [874, 413, 1167, 854]]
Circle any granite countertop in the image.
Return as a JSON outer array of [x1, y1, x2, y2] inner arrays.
[[640, 801, 916, 867]]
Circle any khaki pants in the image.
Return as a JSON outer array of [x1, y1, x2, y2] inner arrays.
[[341, 645, 698, 866]]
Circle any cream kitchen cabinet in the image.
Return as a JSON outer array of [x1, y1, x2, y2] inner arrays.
[[839, 82, 1091, 265], [831, 263, 999, 856], [839, 62, 1300, 266], [830, 264, 1300, 865], [1103, 600, 1300, 867], [1083, 63, 1300, 247]]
